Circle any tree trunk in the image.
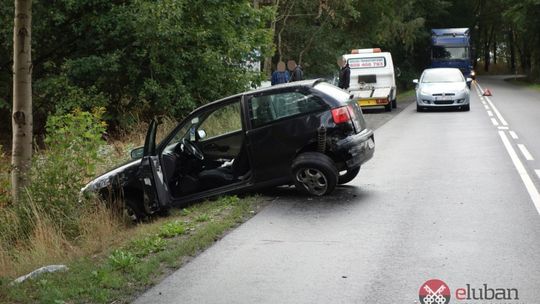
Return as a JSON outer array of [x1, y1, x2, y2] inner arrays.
[[483, 26, 494, 72], [508, 29, 516, 73], [492, 39, 497, 65], [11, 0, 33, 203]]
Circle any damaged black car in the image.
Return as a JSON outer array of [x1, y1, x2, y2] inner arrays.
[[82, 79, 375, 220]]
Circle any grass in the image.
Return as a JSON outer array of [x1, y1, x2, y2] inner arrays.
[[0, 195, 264, 303], [0, 110, 268, 303], [505, 77, 540, 91], [397, 89, 415, 100]]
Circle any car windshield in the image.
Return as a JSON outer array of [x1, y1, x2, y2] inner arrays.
[[421, 69, 464, 83], [432, 46, 469, 60]]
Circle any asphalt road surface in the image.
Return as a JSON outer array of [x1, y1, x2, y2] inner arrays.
[[135, 76, 540, 304]]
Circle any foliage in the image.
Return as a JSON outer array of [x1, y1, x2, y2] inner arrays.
[[0, 146, 9, 207], [0, 0, 274, 132], [1, 195, 261, 304], [0, 109, 107, 249], [129, 236, 167, 257], [158, 221, 187, 238], [108, 250, 137, 271], [26, 109, 107, 237]]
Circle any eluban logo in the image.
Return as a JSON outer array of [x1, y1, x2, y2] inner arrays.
[[455, 284, 519, 301], [419, 279, 451, 304], [419, 280, 520, 303]]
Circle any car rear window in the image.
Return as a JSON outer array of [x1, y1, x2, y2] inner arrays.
[[313, 82, 351, 104]]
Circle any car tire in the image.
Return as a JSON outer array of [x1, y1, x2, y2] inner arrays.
[[292, 152, 338, 196], [124, 196, 147, 223], [416, 104, 424, 112], [462, 104, 470, 111], [392, 99, 397, 108], [385, 102, 392, 112], [338, 166, 361, 184]]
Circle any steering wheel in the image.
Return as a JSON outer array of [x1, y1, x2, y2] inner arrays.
[[181, 139, 204, 161]]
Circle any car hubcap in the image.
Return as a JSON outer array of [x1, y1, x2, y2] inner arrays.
[[296, 168, 328, 196]]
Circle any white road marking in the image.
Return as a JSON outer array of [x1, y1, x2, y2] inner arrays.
[[509, 131, 519, 139], [536, 170, 540, 179], [476, 83, 509, 126], [487, 110, 493, 117], [484, 105, 490, 110], [498, 131, 540, 216], [518, 144, 535, 161], [498, 126, 509, 130], [491, 118, 499, 126]]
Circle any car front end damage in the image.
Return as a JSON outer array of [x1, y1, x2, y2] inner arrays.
[[80, 159, 141, 203]]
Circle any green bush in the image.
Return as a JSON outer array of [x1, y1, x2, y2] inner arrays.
[[0, 109, 109, 248], [28, 109, 107, 237]]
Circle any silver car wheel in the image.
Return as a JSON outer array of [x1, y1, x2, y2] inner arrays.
[[296, 168, 328, 196]]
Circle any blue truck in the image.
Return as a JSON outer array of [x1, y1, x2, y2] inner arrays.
[[430, 28, 475, 81]]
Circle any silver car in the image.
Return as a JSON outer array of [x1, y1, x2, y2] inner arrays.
[[413, 68, 472, 112]]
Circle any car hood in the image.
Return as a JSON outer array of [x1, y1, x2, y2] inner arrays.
[[418, 82, 467, 94], [81, 159, 141, 193]]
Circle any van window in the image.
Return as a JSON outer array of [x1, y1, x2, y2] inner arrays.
[[249, 91, 326, 128]]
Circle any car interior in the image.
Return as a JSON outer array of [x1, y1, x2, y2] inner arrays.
[[159, 100, 251, 198]]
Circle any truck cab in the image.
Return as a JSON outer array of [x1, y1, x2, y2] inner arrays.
[[342, 48, 397, 111], [430, 28, 475, 82]]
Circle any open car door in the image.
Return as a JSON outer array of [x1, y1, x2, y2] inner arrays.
[[139, 119, 170, 214]]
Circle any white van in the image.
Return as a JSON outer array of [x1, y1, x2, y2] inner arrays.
[[342, 48, 397, 111]]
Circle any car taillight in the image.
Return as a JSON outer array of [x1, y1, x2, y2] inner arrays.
[[331, 107, 351, 124]]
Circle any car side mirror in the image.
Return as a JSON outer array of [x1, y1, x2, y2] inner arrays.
[[130, 146, 144, 160], [466, 77, 472, 82], [197, 129, 207, 140], [412, 79, 419, 84], [395, 67, 402, 78]]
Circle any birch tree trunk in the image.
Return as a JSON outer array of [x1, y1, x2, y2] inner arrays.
[[11, 0, 33, 203]]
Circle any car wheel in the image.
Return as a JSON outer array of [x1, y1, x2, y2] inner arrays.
[[462, 104, 470, 111], [385, 102, 392, 112], [392, 99, 397, 108], [124, 196, 147, 223], [416, 104, 424, 112], [338, 166, 360, 184], [292, 152, 338, 196]]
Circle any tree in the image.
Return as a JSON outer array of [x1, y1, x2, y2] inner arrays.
[[11, 0, 32, 203]]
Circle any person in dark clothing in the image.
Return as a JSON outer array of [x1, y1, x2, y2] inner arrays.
[[287, 60, 303, 82], [338, 57, 351, 90], [271, 61, 289, 85]]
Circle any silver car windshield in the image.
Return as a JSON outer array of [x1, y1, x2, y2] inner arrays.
[[422, 70, 464, 83]]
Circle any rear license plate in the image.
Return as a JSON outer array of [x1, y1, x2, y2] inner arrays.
[[358, 100, 378, 107]]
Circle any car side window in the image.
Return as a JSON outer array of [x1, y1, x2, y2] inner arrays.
[[198, 100, 242, 140], [249, 91, 326, 128]]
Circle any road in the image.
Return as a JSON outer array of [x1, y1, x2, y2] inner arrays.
[[135, 76, 540, 304]]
